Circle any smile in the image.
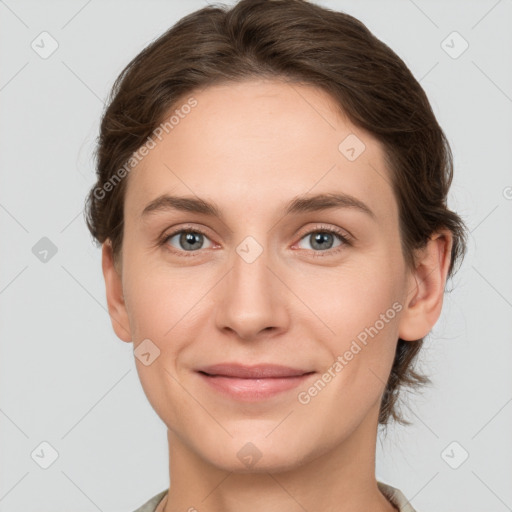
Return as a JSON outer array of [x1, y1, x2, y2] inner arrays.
[[195, 363, 316, 402]]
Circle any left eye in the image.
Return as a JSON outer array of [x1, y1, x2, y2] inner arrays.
[[296, 229, 345, 251]]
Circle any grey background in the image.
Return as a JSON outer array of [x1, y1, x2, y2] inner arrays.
[[1, 0, 511, 511]]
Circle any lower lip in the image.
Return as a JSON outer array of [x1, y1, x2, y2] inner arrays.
[[197, 372, 315, 401]]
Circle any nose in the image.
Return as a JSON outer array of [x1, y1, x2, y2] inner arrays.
[[215, 239, 290, 342]]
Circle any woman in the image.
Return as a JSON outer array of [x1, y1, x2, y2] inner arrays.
[[85, 1, 468, 511]]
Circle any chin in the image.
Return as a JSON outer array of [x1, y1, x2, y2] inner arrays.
[[209, 450, 310, 474], [197, 430, 320, 474]]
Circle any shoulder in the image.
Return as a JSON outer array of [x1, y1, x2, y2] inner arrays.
[[377, 481, 420, 512], [131, 489, 168, 512]]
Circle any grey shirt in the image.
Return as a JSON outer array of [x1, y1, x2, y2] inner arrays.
[[132, 481, 418, 512]]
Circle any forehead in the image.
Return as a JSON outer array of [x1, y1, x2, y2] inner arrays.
[[124, 79, 397, 224]]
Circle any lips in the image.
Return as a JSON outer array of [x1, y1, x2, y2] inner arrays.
[[196, 363, 316, 401], [197, 363, 312, 379]]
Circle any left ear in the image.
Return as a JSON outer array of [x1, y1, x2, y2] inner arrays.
[[398, 229, 453, 341]]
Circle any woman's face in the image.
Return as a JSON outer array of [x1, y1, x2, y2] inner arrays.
[[108, 79, 417, 471]]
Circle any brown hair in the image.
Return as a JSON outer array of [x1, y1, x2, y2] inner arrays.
[[85, 0, 468, 426]]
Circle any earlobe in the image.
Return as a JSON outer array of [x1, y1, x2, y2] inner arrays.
[[398, 230, 453, 342], [101, 241, 132, 343]]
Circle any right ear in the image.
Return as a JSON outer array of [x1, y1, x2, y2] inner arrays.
[[101, 240, 132, 342]]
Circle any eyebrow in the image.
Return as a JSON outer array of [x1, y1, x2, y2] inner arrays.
[[140, 192, 376, 221]]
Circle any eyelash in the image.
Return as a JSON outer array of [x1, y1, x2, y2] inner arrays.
[[158, 224, 352, 258]]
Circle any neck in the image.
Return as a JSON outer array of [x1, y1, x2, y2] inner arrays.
[[161, 404, 397, 512]]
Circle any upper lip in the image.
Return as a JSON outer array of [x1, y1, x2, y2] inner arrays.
[[197, 363, 314, 379]]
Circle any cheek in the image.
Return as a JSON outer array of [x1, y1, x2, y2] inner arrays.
[[298, 258, 403, 407], [303, 258, 401, 342], [122, 255, 200, 341], [123, 267, 198, 426]]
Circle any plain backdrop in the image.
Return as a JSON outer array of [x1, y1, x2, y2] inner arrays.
[[1, 1, 511, 511]]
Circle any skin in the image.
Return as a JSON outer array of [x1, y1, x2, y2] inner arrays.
[[102, 79, 453, 512]]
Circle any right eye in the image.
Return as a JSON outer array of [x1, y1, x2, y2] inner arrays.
[[162, 228, 215, 254]]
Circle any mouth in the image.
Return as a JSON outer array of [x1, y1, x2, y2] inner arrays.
[[195, 363, 316, 402]]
